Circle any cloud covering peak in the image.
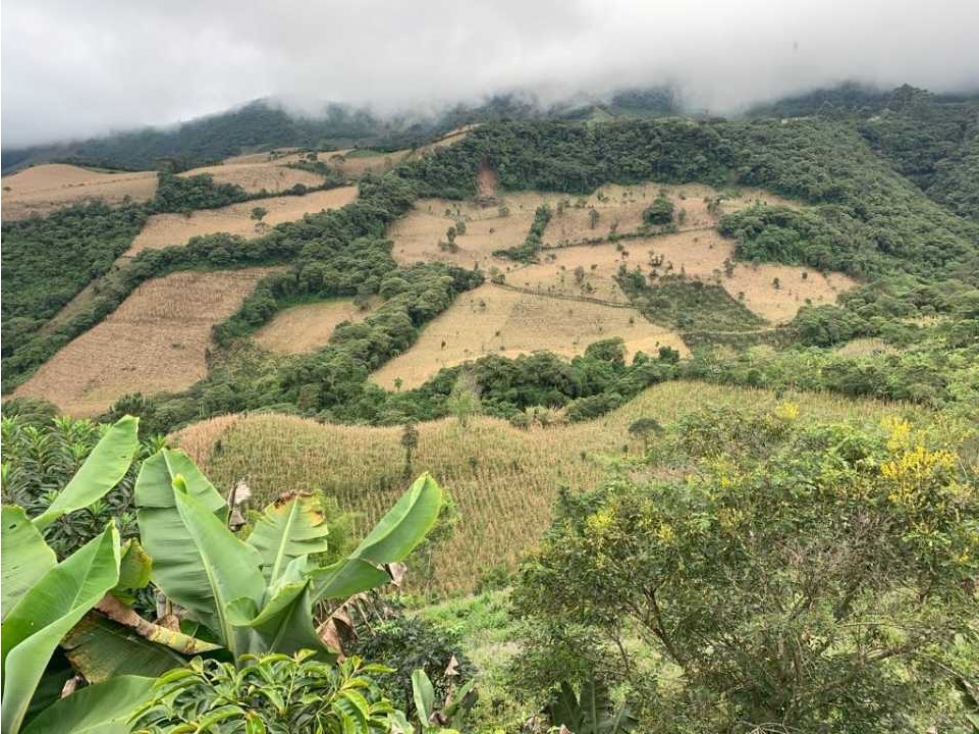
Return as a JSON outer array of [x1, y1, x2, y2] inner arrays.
[[3, 0, 978, 147]]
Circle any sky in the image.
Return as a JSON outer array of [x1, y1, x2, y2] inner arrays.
[[3, 0, 978, 148]]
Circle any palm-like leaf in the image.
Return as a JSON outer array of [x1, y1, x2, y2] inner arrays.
[[21, 675, 153, 734], [1, 506, 56, 621], [247, 495, 330, 586], [1, 523, 121, 734], [32, 416, 139, 531]]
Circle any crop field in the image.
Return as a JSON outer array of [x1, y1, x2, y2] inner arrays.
[[390, 192, 562, 269], [179, 160, 326, 193], [173, 380, 911, 595], [127, 185, 359, 254], [0, 163, 158, 220], [518, 228, 856, 322], [253, 298, 377, 354], [371, 283, 688, 389], [14, 267, 278, 416]]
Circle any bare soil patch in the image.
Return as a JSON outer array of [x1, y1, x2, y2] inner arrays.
[[128, 186, 358, 254], [1, 164, 158, 220], [372, 283, 687, 389], [253, 298, 377, 354], [14, 268, 279, 416]]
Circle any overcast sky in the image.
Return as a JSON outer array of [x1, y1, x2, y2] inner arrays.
[[3, 0, 978, 148]]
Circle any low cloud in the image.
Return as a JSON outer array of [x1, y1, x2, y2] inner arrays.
[[3, 0, 978, 147]]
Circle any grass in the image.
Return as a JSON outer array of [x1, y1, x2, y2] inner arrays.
[[370, 283, 688, 389], [172, 380, 917, 596], [15, 267, 280, 416]]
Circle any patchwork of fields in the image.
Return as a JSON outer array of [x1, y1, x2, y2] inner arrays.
[[15, 268, 279, 415]]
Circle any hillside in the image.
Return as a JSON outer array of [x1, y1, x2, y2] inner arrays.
[[171, 380, 914, 595]]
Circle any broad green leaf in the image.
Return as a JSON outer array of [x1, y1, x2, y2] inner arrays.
[[1, 506, 56, 620], [311, 474, 442, 603], [352, 474, 442, 565], [247, 495, 331, 585], [170, 476, 265, 656], [136, 449, 244, 644], [240, 580, 326, 658], [411, 669, 436, 725], [1, 523, 120, 734], [113, 539, 152, 598], [32, 416, 139, 531], [21, 675, 154, 734], [62, 613, 187, 684]]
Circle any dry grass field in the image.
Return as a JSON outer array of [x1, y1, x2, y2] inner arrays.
[[516, 229, 856, 322], [835, 338, 901, 357], [172, 380, 912, 595], [179, 161, 326, 193], [372, 283, 688, 389], [127, 186, 359, 254], [14, 268, 278, 416], [253, 298, 377, 354], [1, 163, 158, 220]]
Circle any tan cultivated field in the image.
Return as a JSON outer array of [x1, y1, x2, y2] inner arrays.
[[1, 164, 158, 220], [179, 161, 326, 194], [14, 268, 278, 416], [128, 186, 358, 254], [514, 228, 856, 322], [390, 192, 562, 269], [220, 148, 300, 165], [372, 283, 687, 389], [173, 380, 911, 595], [253, 298, 376, 354]]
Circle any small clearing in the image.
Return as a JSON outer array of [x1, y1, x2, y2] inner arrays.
[[372, 283, 687, 389], [179, 161, 326, 194], [128, 186, 359, 254], [253, 298, 377, 354], [14, 268, 278, 416], [1, 164, 158, 220]]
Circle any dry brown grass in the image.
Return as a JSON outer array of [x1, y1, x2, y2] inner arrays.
[[179, 161, 325, 194], [1, 164, 158, 220], [834, 338, 900, 357], [14, 268, 279, 416], [372, 283, 688, 389], [253, 298, 377, 354], [128, 186, 359, 254], [172, 380, 911, 595]]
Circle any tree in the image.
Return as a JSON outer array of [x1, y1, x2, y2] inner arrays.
[[515, 410, 978, 731], [250, 206, 268, 222], [642, 196, 674, 225], [447, 374, 481, 429], [589, 208, 601, 229]]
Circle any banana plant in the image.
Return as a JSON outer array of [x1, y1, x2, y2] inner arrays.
[[389, 668, 477, 734], [134, 447, 443, 663], [1, 416, 139, 619], [546, 680, 638, 734], [1, 416, 144, 734]]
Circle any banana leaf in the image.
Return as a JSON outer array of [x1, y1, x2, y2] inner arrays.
[[1, 506, 56, 621], [32, 417, 139, 532], [21, 675, 153, 734], [1, 523, 120, 734]]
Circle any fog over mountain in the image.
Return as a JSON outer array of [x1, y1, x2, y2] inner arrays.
[[3, 0, 978, 147]]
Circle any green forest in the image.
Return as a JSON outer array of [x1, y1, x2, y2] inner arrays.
[[1, 81, 978, 733]]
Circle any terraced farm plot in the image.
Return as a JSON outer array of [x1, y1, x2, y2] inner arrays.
[[1, 163, 158, 220], [173, 380, 911, 595], [390, 192, 561, 268], [179, 161, 326, 193], [128, 186, 359, 254], [521, 229, 856, 322], [253, 298, 377, 354], [14, 268, 278, 416], [372, 283, 687, 389]]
